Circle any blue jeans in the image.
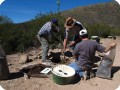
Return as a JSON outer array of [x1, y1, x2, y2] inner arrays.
[[69, 62, 84, 77]]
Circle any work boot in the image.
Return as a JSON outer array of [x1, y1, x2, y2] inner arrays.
[[82, 71, 95, 80], [90, 71, 95, 79], [81, 71, 89, 80], [83, 71, 90, 80]]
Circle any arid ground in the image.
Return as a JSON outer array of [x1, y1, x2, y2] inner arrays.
[[0, 37, 120, 90]]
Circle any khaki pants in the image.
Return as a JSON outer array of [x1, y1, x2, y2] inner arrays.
[[37, 35, 49, 61]]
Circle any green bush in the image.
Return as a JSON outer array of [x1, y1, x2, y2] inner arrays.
[[0, 12, 120, 54], [0, 13, 65, 54], [86, 23, 116, 38]]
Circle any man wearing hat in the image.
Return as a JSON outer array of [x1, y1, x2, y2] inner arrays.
[[69, 29, 117, 80], [37, 18, 60, 64], [63, 17, 87, 51]]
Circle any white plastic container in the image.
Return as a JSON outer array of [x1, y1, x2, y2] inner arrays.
[[51, 65, 75, 85]]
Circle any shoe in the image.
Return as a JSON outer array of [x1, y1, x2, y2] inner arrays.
[[82, 71, 95, 80], [42, 60, 52, 66], [81, 71, 90, 81], [90, 71, 95, 79], [84, 71, 88, 80]]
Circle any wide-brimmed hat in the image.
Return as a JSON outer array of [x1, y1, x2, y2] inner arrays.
[[64, 17, 76, 28]]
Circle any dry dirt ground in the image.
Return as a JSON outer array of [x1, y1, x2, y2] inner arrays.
[[0, 37, 120, 90]]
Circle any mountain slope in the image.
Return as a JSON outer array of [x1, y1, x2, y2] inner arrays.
[[61, 2, 120, 28]]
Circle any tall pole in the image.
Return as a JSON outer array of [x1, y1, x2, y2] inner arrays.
[[57, 0, 60, 16], [56, 0, 63, 53]]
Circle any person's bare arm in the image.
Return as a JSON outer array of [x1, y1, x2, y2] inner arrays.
[[104, 43, 117, 53], [63, 28, 69, 52], [63, 38, 68, 51], [69, 41, 75, 47]]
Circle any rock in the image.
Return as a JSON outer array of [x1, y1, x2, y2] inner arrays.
[[19, 54, 28, 64]]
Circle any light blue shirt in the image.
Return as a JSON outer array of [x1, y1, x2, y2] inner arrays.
[[38, 22, 52, 36]]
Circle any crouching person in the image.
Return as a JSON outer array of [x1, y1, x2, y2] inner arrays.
[[69, 29, 117, 80]]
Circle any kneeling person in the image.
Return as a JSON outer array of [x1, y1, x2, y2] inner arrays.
[[69, 29, 116, 80]]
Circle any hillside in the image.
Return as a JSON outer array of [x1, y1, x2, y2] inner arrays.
[[15, 2, 120, 28], [0, 1, 120, 54], [61, 2, 120, 28]]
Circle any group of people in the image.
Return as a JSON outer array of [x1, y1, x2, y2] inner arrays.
[[37, 17, 117, 80]]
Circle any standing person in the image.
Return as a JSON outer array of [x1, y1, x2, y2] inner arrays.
[[63, 17, 87, 52], [69, 29, 117, 80], [37, 18, 60, 64]]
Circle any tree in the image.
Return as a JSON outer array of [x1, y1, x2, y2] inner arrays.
[[0, 15, 13, 24]]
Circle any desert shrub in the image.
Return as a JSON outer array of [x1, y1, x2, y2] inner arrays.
[[0, 13, 65, 54], [86, 23, 113, 38], [110, 28, 120, 36], [0, 15, 13, 24]]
